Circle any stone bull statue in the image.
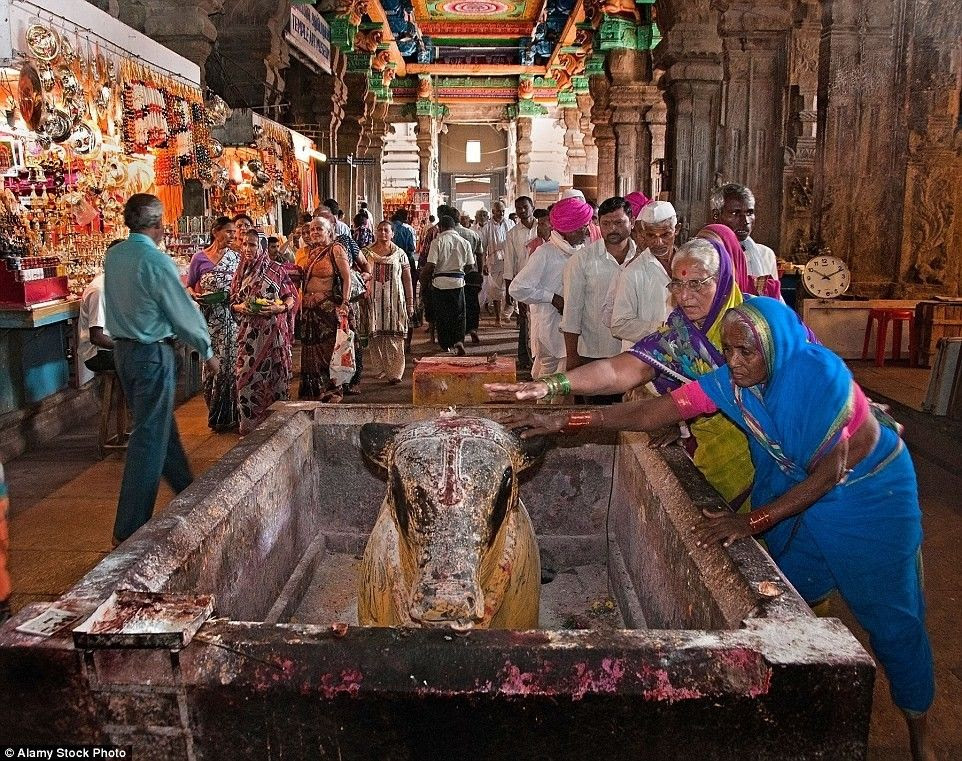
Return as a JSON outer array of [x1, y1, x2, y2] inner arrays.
[[358, 415, 546, 630]]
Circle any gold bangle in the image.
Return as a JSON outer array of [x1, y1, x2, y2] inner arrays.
[[747, 510, 774, 533], [562, 411, 594, 433]]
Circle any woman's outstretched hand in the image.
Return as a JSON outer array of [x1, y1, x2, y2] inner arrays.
[[692, 508, 753, 549], [484, 380, 550, 402], [502, 411, 569, 438]]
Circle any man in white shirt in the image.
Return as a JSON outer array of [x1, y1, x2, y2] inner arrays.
[[480, 201, 515, 326], [78, 270, 116, 373], [504, 196, 538, 372], [421, 214, 475, 355], [609, 201, 678, 349], [509, 196, 591, 379], [709, 183, 780, 293], [561, 197, 635, 386]]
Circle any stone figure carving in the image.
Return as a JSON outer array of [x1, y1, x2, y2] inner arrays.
[[790, 176, 813, 209], [909, 166, 953, 285], [358, 415, 545, 630]]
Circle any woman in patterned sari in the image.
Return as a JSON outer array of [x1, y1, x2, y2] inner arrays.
[[298, 216, 352, 401], [187, 216, 240, 431], [502, 296, 936, 761], [364, 220, 415, 384], [230, 229, 298, 435], [487, 237, 754, 508]]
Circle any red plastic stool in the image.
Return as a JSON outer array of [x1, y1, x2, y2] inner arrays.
[[861, 308, 916, 367]]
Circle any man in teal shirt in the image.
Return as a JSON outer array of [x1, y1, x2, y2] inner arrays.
[[105, 194, 218, 544]]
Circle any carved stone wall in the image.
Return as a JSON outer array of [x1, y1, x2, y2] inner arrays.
[[813, 0, 913, 293], [896, 0, 962, 295], [779, 0, 821, 261]]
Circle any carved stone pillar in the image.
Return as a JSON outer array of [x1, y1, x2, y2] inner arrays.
[[123, 0, 223, 85], [660, 62, 722, 240], [208, 1, 291, 109], [654, 2, 723, 239], [589, 74, 615, 202], [813, 0, 913, 293], [415, 114, 439, 210], [717, 1, 793, 249], [89, 0, 120, 17], [562, 108, 588, 180], [607, 48, 662, 198], [505, 119, 518, 202], [645, 100, 667, 198], [516, 118, 534, 195], [577, 92, 598, 177]]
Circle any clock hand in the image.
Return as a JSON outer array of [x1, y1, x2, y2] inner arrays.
[[820, 268, 846, 279]]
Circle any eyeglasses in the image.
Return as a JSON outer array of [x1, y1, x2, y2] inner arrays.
[[667, 275, 715, 293]]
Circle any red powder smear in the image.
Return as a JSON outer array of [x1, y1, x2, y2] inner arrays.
[[570, 657, 626, 701], [681, 268, 687, 277], [499, 663, 540, 695], [318, 669, 363, 699], [638, 663, 703, 702]]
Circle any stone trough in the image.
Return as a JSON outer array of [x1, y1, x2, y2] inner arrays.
[[0, 404, 874, 759]]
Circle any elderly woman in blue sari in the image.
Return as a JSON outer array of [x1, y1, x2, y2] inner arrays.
[[500, 296, 935, 761], [489, 237, 754, 509]]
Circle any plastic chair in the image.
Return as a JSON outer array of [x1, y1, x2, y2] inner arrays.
[[98, 371, 128, 457], [861, 308, 916, 367]]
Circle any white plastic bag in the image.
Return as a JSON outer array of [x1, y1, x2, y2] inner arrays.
[[329, 316, 356, 386], [478, 274, 496, 307]]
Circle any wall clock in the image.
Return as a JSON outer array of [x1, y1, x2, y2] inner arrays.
[[802, 256, 851, 298]]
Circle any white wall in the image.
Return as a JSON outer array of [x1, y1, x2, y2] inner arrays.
[[382, 123, 419, 189], [525, 116, 569, 193]]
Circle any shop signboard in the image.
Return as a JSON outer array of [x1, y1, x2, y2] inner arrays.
[[286, 3, 331, 75]]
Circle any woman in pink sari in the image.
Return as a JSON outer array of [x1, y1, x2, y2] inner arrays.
[[230, 229, 299, 435], [698, 223, 782, 300]]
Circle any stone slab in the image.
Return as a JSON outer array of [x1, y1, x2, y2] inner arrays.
[[412, 356, 516, 405]]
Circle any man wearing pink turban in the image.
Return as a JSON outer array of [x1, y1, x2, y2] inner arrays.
[[625, 191, 650, 221], [508, 196, 592, 379]]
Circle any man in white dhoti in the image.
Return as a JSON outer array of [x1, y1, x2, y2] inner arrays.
[[480, 201, 515, 326], [509, 196, 592, 379]]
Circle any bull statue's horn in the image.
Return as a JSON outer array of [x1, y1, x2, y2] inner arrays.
[[360, 423, 403, 469]]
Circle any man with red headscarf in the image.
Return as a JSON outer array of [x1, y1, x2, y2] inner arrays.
[[509, 196, 591, 379]]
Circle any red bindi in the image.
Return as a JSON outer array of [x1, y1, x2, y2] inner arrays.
[[681, 268, 688, 276]]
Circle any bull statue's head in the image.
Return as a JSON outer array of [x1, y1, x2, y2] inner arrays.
[[360, 416, 546, 630]]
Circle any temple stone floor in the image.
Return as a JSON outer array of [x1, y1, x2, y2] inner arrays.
[[4, 316, 960, 759]]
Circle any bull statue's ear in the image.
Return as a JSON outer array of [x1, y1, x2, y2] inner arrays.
[[510, 428, 549, 472], [360, 423, 402, 469]]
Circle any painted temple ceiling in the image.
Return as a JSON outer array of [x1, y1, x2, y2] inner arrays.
[[318, 0, 661, 111]]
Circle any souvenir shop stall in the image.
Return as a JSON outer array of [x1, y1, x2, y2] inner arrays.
[[207, 108, 317, 246], [0, 0, 210, 447], [382, 187, 430, 226]]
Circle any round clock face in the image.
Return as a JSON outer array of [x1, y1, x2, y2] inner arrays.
[[803, 256, 851, 298]]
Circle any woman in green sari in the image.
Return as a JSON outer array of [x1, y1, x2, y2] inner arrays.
[[488, 237, 753, 507]]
